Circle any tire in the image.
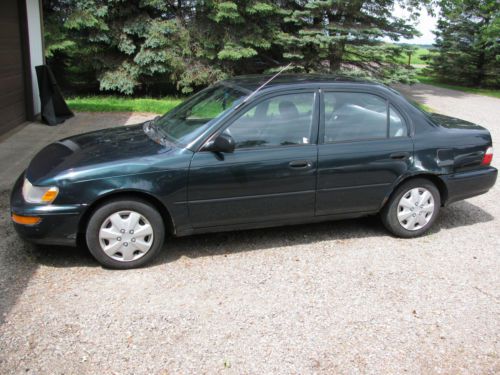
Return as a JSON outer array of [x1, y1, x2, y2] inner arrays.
[[381, 178, 441, 238], [85, 198, 165, 269]]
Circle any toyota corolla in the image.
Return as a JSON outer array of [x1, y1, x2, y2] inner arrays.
[[10, 75, 497, 268]]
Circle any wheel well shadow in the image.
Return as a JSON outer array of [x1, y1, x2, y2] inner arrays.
[[77, 191, 175, 246], [384, 174, 449, 209]]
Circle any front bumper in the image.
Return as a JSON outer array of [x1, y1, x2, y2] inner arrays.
[[10, 173, 86, 246], [441, 166, 498, 205]]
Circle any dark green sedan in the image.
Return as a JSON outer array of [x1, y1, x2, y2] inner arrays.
[[10, 75, 497, 269]]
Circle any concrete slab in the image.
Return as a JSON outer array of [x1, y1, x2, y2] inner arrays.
[[0, 112, 155, 191]]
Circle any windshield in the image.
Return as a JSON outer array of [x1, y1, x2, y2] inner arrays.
[[153, 84, 248, 146]]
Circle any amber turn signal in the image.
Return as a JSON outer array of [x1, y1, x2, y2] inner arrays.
[[11, 213, 41, 225], [41, 188, 59, 203]]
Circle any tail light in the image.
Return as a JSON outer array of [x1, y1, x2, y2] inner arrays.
[[482, 146, 493, 166]]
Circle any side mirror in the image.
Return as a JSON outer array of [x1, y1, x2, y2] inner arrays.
[[203, 133, 235, 153]]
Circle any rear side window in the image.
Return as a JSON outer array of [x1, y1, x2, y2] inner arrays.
[[389, 105, 406, 137], [323, 92, 407, 143]]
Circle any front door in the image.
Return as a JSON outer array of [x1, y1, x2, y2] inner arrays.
[[188, 90, 319, 228], [316, 91, 414, 215]]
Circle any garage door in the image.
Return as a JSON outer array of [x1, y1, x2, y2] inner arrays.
[[0, 0, 27, 136]]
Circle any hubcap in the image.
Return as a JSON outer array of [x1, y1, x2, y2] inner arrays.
[[98, 210, 154, 262], [397, 187, 435, 231]]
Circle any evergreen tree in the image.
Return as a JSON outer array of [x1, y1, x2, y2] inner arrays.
[[187, 1, 286, 78], [428, 0, 499, 87], [44, 0, 220, 95], [44, 0, 432, 95], [276, 0, 426, 83]]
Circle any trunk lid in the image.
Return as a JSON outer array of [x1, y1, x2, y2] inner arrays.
[[429, 113, 487, 132]]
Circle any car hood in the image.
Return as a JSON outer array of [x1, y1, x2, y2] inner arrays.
[[26, 124, 175, 184]]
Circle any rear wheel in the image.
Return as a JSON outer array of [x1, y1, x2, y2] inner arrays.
[[381, 178, 441, 238], [86, 198, 165, 269]]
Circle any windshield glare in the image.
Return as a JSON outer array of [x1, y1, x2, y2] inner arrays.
[[155, 84, 247, 146]]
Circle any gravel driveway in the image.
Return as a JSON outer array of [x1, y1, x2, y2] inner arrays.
[[1, 86, 499, 374]]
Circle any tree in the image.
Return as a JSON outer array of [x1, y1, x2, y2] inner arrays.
[[43, 0, 101, 93], [188, 1, 286, 77], [273, 0, 426, 83], [428, 0, 499, 87], [44, 0, 220, 95], [44, 0, 431, 95]]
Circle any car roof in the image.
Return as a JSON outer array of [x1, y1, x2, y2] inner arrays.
[[220, 74, 387, 92]]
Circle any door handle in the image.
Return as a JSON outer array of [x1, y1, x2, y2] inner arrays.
[[390, 152, 410, 160], [289, 160, 312, 169]]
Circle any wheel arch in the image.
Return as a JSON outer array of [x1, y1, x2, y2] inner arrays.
[[382, 173, 449, 209], [78, 190, 175, 240]]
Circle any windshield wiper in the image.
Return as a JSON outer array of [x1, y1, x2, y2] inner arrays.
[[143, 117, 174, 146], [143, 116, 161, 133]]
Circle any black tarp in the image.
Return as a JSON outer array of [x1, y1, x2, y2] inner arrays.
[[35, 65, 74, 125]]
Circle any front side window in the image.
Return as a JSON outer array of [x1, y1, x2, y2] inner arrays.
[[225, 92, 316, 149], [323, 92, 407, 143]]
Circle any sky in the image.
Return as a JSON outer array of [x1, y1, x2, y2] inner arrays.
[[386, 5, 438, 45]]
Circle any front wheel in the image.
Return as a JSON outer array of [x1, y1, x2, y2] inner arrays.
[[85, 198, 165, 269], [381, 179, 441, 238]]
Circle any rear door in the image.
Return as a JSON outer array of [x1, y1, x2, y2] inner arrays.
[[188, 90, 320, 228], [316, 90, 414, 215]]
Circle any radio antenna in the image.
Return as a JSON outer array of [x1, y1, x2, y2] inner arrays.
[[235, 63, 293, 109]]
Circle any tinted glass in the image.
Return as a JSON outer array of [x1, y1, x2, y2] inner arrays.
[[155, 84, 246, 145], [324, 92, 388, 142], [389, 104, 407, 137], [225, 92, 315, 149]]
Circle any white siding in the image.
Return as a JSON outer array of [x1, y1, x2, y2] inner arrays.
[[26, 0, 44, 116]]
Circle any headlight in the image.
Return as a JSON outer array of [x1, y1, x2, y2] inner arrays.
[[22, 178, 59, 204]]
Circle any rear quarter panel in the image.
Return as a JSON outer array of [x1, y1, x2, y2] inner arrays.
[[412, 116, 492, 175]]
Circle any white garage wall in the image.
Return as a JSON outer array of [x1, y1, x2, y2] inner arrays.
[[25, 0, 44, 116]]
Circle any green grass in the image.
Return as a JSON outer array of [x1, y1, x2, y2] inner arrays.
[[412, 48, 431, 65], [67, 96, 183, 114], [417, 75, 500, 99], [395, 47, 430, 66], [414, 102, 434, 113]]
